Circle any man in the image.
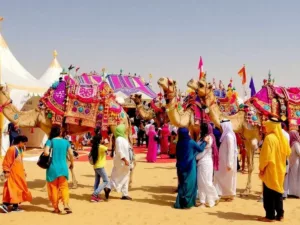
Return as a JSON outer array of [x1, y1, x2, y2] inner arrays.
[[0, 136, 32, 213], [214, 120, 238, 201], [259, 118, 291, 222], [105, 124, 132, 200], [7, 122, 20, 146], [281, 123, 290, 199], [145, 119, 154, 148]]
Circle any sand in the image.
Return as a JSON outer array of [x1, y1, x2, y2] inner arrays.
[[1, 150, 300, 225]]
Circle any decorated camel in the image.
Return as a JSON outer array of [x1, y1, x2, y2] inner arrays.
[[157, 77, 210, 141], [187, 78, 260, 195], [130, 94, 169, 127], [0, 73, 132, 189], [188, 73, 300, 195]]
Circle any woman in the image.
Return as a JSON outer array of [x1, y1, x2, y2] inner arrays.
[[287, 130, 300, 198], [196, 123, 219, 208], [90, 131, 109, 202], [160, 123, 170, 155], [147, 125, 158, 162], [0, 136, 32, 213], [44, 126, 74, 214], [174, 128, 208, 209], [105, 124, 132, 200]]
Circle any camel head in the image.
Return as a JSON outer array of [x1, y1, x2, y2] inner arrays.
[[157, 77, 177, 104], [187, 79, 214, 97], [130, 94, 143, 105], [0, 85, 12, 109]]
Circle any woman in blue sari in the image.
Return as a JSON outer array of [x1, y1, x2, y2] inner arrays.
[[174, 128, 208, 209]]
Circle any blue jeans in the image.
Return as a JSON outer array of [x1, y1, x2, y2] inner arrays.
[[93, 168, 109, 196]]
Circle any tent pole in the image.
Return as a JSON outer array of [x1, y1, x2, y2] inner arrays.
[[0, 17, 3, 159]]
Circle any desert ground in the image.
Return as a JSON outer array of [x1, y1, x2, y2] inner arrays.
[[1, 148, 300, 225]]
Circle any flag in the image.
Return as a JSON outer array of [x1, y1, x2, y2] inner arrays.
[[238, 65, 247, 85], [249, 77, 256, 97], [198, 56, 204, 79]]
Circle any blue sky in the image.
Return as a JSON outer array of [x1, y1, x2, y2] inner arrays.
[[1, 0, 300, 94]]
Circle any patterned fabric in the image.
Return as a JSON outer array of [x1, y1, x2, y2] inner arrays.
[[39, 74, 125, 128]]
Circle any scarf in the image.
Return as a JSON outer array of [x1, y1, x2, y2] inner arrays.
[[208, 124, 219, 171], [220, 120, 237, 152], [289, 130, 300, 147], [176, 127, 192, 170], [263, 120, 290, 158], [114, 124, 126, 139]]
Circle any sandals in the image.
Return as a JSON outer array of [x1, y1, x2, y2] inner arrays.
[[64, 206, 72, 214], [52, 209, 61, 214]]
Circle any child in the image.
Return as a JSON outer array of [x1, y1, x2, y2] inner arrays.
[[90, 132, 109, 202]]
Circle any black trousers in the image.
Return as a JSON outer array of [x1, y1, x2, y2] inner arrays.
[[263, 183, 284, 220], [137, 131, 145, 146]]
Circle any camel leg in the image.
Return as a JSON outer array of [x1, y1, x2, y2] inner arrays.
[[241, 139, 256, 196]]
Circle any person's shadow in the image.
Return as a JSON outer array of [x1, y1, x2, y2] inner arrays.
[[206, 211, 259, 221]]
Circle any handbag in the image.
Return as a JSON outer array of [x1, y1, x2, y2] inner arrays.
[[37, 140, 53, 169]]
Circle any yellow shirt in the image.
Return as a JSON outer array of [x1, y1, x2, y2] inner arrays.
[[94, 145, 108, 169], [259, 133, 290, 193]]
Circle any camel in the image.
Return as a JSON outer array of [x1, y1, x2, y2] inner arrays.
[[130, 94, 168, 127], [187, 78, 260, 196], [0, 84, 132, 189], [157, 77, 209, 141]]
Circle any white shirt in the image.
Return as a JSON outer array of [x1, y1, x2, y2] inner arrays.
[[145, 124, 151, 135]]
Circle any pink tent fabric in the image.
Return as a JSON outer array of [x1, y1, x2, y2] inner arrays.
[[147, 125, 157, 162]]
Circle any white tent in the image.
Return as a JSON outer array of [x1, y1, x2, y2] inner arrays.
[[39, 50, 62, 87], [0, 32, 47, 155]]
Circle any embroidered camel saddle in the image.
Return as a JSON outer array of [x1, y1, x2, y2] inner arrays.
[[245, 84, 300, 130], [39, 74, 124, 129]]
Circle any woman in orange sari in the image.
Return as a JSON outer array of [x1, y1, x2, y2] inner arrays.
[[0, 136, 32, 213]]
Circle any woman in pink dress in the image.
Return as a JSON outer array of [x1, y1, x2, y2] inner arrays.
[[160, 123, 170, 155], [147, 125, 158, 162]]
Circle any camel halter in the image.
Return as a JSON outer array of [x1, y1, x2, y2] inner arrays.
[[164, 78, 177, 102]]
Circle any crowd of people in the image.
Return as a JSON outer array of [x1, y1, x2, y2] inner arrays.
[[0, 117, 299, 221]]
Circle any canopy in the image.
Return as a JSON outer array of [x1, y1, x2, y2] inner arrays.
[[39, 50, 62, 87], [106, 74, 157, 100], [0, 33, 46, 92], [0, 32, 47, 155]]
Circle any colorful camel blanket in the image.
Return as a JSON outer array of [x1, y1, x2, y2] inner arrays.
[[39, 74, 123, 128], [249, 85, 300, 129]]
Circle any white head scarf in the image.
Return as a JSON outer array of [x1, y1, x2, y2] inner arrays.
[[220, 120, 238, 152]]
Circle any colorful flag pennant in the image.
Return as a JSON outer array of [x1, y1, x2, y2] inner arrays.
[[238, 65, 247, 85]]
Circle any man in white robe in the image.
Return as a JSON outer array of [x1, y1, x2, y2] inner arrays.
[[105, 124, 132, 200], [214, 120, 238, 200], [281, 123, 290, 199], [287, 130, 300, 198]]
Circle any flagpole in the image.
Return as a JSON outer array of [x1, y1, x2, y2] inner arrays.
[[0, 17, 4, 159]]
